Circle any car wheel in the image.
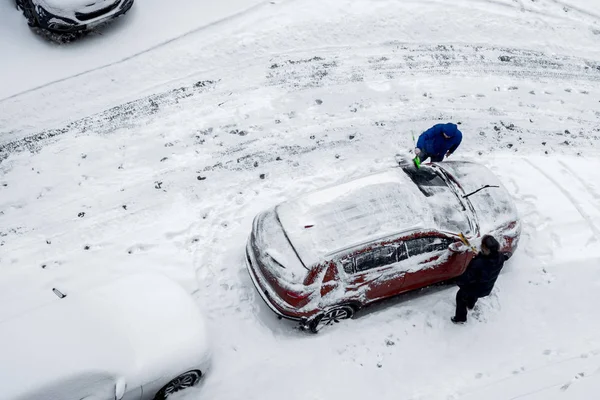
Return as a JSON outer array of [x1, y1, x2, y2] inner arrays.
[[309, 305, 355, 333], [15, 0, 38, 27], [154, 370, 202, 400]]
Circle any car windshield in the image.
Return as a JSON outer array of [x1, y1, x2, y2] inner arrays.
[[401, 164, 472, 234]]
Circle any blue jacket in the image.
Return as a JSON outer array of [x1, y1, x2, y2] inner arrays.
[[416, 123, 463, 157]]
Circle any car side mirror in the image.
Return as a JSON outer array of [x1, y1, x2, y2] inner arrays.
[[448, 242, 467, 253]]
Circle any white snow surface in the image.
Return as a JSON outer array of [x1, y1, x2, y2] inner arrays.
[[0, 0, 265, 100], [2, 0, 600, 399]]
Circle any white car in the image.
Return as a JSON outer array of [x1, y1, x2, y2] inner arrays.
[[15, 0, 134, 32], [0, 273, 211, 400]]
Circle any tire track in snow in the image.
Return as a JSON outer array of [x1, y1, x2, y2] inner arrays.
[[524, 159, 600, 242], [0, 0, 275, 103], [557, 159, 600, 213], [264, 43, 600, 89], [420, 0, 568, 21], [0, 80, 219, 162], [547, 0, 600, 20], [456, 348, 600, 400], [2, 43, 600, 163]]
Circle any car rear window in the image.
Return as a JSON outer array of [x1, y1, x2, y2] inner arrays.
[[255, 210, 308, 283]]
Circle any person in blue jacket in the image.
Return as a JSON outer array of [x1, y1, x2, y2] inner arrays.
[[415, 123, 463, 163]]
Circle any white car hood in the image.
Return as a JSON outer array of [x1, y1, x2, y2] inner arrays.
[[0, 273, 210, 400]]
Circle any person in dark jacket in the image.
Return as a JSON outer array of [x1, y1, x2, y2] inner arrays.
[[452, 235, 505, 324], [415, 123, 463, 163]]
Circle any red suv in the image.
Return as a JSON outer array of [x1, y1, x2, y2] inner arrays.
[[245, 160, 520, 332]]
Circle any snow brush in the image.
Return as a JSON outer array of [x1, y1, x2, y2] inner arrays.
[[459, 233, 477, 253], [413, 155, 421, 169], [411, 131, 421, 169]]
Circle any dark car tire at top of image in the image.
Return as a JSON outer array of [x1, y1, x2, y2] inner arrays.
[[15, 0, 38, 27], [308, 305, 356, 333], [154, 370, 202, 400]]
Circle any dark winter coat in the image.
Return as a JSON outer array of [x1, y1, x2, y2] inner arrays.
[[416, 123, 463, 157], [456, 251, 505, 298]]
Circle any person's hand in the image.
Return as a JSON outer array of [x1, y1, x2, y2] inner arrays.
[[445, 150, 452, 158], [415, 148, 421, 156]]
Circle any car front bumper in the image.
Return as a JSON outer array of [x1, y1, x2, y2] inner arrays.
[[35, 0, 134, 32]]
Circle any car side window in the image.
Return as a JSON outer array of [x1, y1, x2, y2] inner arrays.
[[397, 242, 408, 261], [405, 237, 453, 257], [354, 246, 397, 273], [341, 258, 354, 274]]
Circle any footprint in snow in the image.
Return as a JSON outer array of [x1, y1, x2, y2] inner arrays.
[[561, 372, 585, 391], [126, 243, 154, 254]]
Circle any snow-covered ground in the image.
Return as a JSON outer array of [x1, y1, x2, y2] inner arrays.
[[1, 0, 600, 399], [0, 0, 266, 100]]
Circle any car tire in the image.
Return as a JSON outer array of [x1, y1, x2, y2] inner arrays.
[[154, 370, 202, 400], [15, 0, 38, 27], [308, 304, 355, 333]]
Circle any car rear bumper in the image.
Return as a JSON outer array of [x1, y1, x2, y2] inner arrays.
[[35, 0, 134, 32], [245, 241, 308, 324]]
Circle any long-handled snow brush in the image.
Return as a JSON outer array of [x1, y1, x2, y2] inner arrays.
[[459, 233, 477, 253]]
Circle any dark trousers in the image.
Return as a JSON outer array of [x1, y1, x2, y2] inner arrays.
[[454, 288, 478, 322], [419, 152, 444, 163]]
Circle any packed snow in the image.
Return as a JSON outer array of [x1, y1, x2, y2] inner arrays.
[[1, 0, 600, 399]]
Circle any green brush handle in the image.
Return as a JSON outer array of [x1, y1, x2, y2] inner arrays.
[[413, 156, 421, 168]]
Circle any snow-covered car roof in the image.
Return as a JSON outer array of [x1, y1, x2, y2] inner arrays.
[[0, 273, 209, 400], [276, 166, 472, 267]]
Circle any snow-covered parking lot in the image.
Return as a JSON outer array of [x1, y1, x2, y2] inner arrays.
[[1, 0, 600, 399]]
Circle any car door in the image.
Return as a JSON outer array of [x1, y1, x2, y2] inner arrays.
[[401, 235, 460, 290], [342, 243, 407, 303], [23, 373, 141, 400]]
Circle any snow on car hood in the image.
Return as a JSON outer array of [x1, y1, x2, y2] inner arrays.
[[40, 0, 119, 12], [1, 273, 209, 400], [437, 161, 519, 235]]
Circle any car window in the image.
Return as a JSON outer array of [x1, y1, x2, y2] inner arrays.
[[401, 165, 471, 235], [397, 242, 408, 261], [354, 246, 397, 273], [341, 258, 354, 274], [401, 165, 447, 197], [405, 237, 453, 257]]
